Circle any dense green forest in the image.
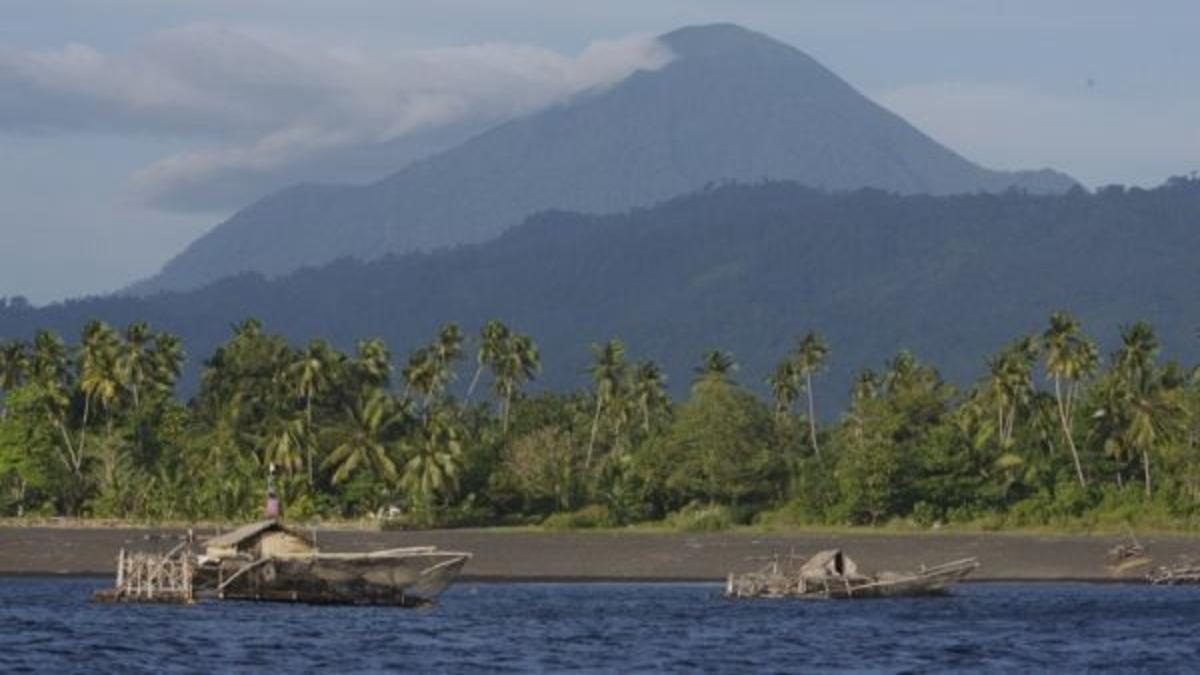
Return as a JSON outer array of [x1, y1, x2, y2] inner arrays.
[[4, 178, 1200, 411], [2, 313, 1198, 530]]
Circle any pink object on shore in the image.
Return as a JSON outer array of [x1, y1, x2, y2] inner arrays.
[[265, 497, 280, 518]]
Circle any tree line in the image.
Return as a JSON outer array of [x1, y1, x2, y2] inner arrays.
[[1, 311, 1198, 529]]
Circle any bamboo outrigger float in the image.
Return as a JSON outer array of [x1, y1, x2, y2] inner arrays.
[[725, 549, 979, 600]]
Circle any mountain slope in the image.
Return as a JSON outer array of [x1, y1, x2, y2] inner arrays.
[[8, 179, 1197, 411], [132, 23, 1075, 295]]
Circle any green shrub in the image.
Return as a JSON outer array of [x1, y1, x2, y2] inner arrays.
[[666, 503, 736, 532], [542, 504, 613, 530]]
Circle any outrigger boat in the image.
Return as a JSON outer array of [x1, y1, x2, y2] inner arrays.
[[95, 466, 471, 607], [725, 549, 979, 600], [193, 520, 471, 606], [94, 520, 472, 607]]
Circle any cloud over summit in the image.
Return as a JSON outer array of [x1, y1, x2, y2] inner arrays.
[[0, 25, 673, 212]]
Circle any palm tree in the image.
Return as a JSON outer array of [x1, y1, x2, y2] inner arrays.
[[632, 360, 668, 434], [78, 320, 122, 458], [767, 360, 799, 419], [401, 347, 436, 403], [256, 411, 307, 478], [1042, 312, 1098, 487], [586, 339, 627, 469], [793, 331, 829, 458], [883, 350, 919, 394], [1110, 322, 1184, 497], [695, 350, 736, 381], [286, 339, 333, 483], [354, 338, 392, 389], [26, 330, 87, 511], [30, 330, 68, 385], [322, 388, 403, 484], [493, 333, 540, 433], [149, 332, 185, 398], [465, 320, 510, 404], [851, 368, 879, 405], [985, 336, 1039, 449], [117, 321, 153, 413], [430, 323, 464, 398], [400, 410, 464, 516], [0, 339, 30, 418]]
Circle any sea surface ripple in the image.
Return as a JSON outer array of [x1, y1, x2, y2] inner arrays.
[[2, 579, 1199, 673]]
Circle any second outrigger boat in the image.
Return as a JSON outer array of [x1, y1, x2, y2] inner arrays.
[[725, 549, 979, 600]]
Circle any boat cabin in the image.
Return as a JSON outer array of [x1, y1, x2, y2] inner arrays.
[[203, 520, 316, 560]]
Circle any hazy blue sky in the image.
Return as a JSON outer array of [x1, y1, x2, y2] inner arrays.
[[2, 1, 1198, 303]]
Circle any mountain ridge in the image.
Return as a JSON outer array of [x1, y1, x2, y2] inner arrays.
[[9, 178, 1197, 413], [129, 23, 1075, 296]]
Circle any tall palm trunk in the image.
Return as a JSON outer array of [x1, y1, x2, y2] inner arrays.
[[78, 395, 92, 462], [1054, 376, 1087, 487], [805, 372, 820, 459], [1142, 447, 1153, 498], [586, 396, 604, 470], [464, 364, 484, 405], [502, 381, 514, 433], [305, 395, 314, 486]]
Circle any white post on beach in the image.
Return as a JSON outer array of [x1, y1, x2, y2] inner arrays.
[[116, 549, 126, 594]]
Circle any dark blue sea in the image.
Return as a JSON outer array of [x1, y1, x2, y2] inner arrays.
[[2, 579, 1199, 673]]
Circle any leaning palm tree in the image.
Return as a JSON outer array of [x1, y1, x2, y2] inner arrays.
[[322, 388, 403, 484], [400, 410, 464, 517], [793, 331, 829, 458], [465, 320, 510, 405], [1042, 312, 1098, 487], [586, 339, 628, 468]]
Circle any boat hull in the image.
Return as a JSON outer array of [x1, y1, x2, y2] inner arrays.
[[208, 550, 471, 606], [727, 557, 979, 600]]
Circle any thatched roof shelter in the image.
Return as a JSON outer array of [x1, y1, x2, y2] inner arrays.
[[204, 520, 315, 560]]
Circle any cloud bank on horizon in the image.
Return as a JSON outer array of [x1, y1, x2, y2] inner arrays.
[[0, 25, 673, 213]]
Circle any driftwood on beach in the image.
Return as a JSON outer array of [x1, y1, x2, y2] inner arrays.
[[1148, 558, 1200, 585]]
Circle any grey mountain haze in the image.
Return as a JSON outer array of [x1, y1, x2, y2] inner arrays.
[[131, 23, 1075, 295]]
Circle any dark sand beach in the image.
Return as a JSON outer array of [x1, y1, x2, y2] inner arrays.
[[2, 525, 1197, 581]]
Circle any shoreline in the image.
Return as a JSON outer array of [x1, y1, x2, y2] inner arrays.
[[3, 526, 1197, 582]]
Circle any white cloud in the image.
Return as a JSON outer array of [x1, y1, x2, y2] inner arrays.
[[0, 25, 673, 211], [876, 81, 1200, 187]]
